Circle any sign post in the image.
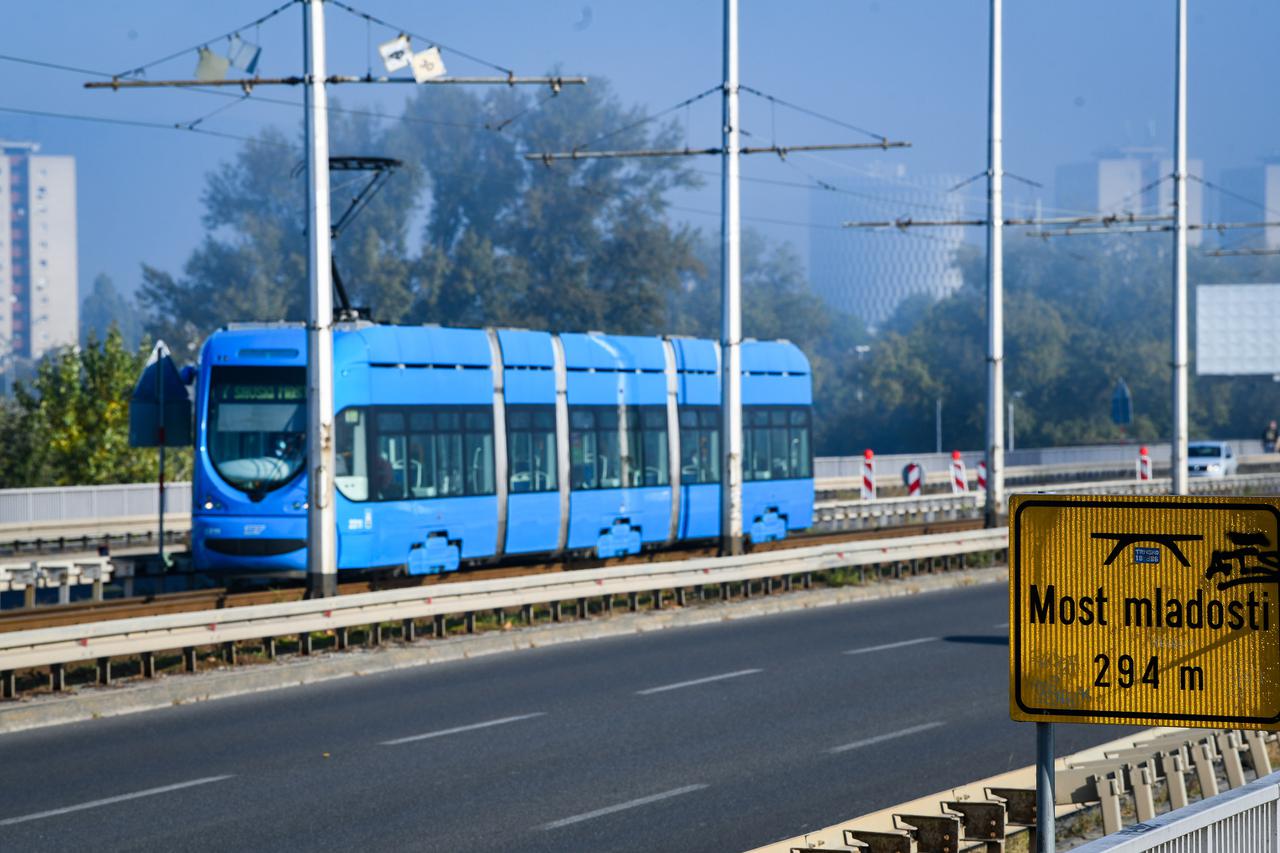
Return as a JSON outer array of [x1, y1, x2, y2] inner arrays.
[[1011, 493, 1280, 848], [1036, 721, 1054, 853], [129, 341, 192, 565]]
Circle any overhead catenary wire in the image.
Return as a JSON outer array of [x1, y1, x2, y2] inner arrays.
[[1023, 219, 1280, 238], [86, 74, 586, 90], [114, 0, 299, 79], [694, 166, 969, 217], [485, 90, 560, 133], [791, 149, 1099, 217], [0, 103, 292, 147], [739, 85, 888, 142], [326, 0, 513, 76], [842, 212, 1171, 229], [1204, 248, 1280, 257], [1190, 174, 1280, 221], [3, 51, 497, 132], [525, 139, 909, 164], [567, 86, 721, 154], [182, 93, 252, 130]]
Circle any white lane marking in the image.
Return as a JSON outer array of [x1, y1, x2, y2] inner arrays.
[[0, 775, 234, 827], [542, 784, 708, 830], [993, 621, 1009, 629], [635, 668, 763, 695], [380, 712, 546, 746], [829, 721, 947, 754], [843, 636, 938, 656]]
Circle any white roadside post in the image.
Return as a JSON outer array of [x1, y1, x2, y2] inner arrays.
[[720, 0, 744, 555], [1170, 0, 1190, 496], [304, 0, 337, 597]]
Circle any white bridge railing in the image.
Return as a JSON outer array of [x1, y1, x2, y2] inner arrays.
[[0, 482, 192, 527], [0, 527, 1007, 674], [1073, 768, 1280, 853]]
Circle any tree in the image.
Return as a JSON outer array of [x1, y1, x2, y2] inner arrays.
[[81, 273, 141, 348], [394, 80, 703, 333], [670, 229, 869, 453], [832, 233, 1280, 455], [0, 329, 191, 487], [138, 82, 704, 349]]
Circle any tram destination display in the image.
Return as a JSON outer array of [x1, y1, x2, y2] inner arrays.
[[1010, 494, 1280, 729]]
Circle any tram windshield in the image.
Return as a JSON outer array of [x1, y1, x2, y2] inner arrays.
[[208, 366, 306, 496]]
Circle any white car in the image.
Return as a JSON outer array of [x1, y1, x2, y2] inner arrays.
[[1187, 441, 1238, 477]]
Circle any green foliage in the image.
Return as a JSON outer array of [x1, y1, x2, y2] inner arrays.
[[834, 235, 1280, 454], [137, 85, 707, 344], [0, 329, 190, 488]]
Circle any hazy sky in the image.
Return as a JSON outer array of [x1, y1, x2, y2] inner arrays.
[[2, 1, 1277, 300]]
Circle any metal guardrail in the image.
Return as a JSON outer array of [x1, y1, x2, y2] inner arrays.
[[810, 471, 1280, 532], [1072, 767, 1280, 853], [0, 558, 112, 606], [777, 727, 1279, 853], [814, 492, 984, 528], [0, 528, 1006, 685]]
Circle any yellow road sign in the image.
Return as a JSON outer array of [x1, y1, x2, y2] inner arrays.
[[1010, 493, 1280, 728]]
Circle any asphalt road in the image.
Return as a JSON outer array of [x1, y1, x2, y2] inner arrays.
[[0, 581, 1139, 852]]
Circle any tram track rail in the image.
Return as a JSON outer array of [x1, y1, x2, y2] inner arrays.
[[0, 518, 983, 634]]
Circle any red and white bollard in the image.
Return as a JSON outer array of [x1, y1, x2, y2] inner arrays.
[[1136, 445, 1152, 481], [861, 449, 877, 500], [902, 462, 923, 497], [950, 450, 969, 494], [976, 459, 988, 492]]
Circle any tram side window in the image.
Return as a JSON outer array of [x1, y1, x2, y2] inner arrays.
[[790, 409, 812, 478], [344, 406, 495, 502], [744, 406, 812, 481], [374, 411, 408, 500], [464, 411, 496, 495], [334, 408, 369, 501], [679, 407, 720, 484], [626, 406, 670, 487], [569, 407, 622, 490], [508, 405, 558, 493]]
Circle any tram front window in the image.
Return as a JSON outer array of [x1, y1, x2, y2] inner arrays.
[[208, 366, 306, 497]]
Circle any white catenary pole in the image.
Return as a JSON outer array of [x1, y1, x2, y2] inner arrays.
[[720, 0, 743, 555], [1171, 0, 1189, 496], [304, 0, 337, 596], [985, 0, 1005, 526]]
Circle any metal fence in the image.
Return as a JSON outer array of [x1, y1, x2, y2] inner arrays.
[[0, 483, 191, 526], [1072, 768, 1280, 853]]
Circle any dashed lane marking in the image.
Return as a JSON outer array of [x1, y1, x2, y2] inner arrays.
[[380, 712, 546, 746], [842, 636, 938, 656], [542, 785, 709, 830], [829, 721, 947, 754], [635, 668, 763, 695], [0, 775, 235, 826]]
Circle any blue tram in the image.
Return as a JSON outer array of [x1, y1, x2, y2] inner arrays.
[[191, 323, 813, 576]]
